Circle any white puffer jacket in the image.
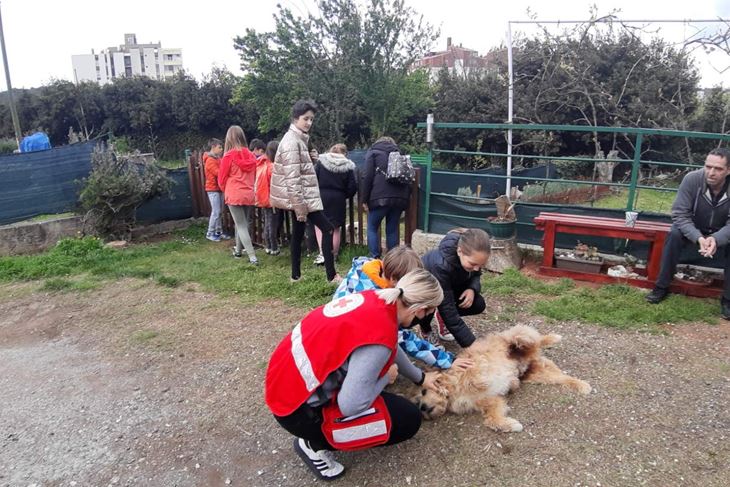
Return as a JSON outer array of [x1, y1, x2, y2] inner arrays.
[[270, 124, 323, 218]]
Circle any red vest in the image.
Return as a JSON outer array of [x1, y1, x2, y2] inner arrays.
[[265, 290, 398, 416]]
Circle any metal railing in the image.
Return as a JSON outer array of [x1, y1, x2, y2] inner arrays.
[[414, 121, 730, 232]]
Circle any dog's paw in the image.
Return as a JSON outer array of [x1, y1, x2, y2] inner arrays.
[[509, 419, 525, 433], [486, 418, 523, 433], [575, 380, 592, 395]]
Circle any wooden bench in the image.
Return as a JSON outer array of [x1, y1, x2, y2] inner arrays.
[[533, 212, 721, 297]]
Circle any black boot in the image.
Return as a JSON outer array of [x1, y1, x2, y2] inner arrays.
[[645, 287, 669, 304], [721, 299, 730, 320]]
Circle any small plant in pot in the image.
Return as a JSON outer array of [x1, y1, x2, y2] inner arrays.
[[555, 242, 604, 274]]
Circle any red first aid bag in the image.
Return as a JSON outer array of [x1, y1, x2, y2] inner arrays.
[[320, 395, 392, 451]]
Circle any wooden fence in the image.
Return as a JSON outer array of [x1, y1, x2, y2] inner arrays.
[[187, 150, 420, 250]]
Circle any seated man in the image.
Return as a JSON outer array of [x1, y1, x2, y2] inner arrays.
[[646, 148, 730, 318]]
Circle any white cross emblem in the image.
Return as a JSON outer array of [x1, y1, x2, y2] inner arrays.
[[323, 293, 365, 317]]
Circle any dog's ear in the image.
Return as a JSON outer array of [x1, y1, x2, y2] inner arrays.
[[508, 332, 538, 358], [540, 333, 562, 347]]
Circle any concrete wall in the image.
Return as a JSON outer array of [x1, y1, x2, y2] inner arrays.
[[0, 217, 207, 256], [0, 216, 84, 256]]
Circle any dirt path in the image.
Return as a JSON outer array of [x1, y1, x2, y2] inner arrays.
[[1, 280, 728, 486]]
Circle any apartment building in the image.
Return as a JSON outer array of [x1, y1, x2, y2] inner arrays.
[[72, 33, 183, 84]]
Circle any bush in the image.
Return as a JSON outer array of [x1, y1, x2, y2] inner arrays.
[[0, 138, 17, 154], [552, 157, 595, 179], [79, 148, 172, 239]]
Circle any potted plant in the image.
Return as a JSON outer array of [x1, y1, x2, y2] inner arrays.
[[555, 242, 604, 274], [487, 196, 517, 238]]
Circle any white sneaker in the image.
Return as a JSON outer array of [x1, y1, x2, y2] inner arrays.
[[435, 310, 455, 341], [293, 438, 345, 480], [313, 254, 325, 265]]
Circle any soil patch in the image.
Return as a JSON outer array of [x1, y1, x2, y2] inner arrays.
[[1, 280, 728, 486]]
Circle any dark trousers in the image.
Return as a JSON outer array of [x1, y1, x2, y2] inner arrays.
[[656, 225, 730, 300], [291, 211, 336, 281], [262, 208, 282, 252], [418, 284, 486, 335], [274, 392, 422, 451]]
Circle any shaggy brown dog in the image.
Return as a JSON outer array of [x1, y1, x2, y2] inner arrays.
[[413, 325, 591, 432]]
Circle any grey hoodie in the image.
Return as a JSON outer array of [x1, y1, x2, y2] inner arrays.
[[672, 168, 730, 245]]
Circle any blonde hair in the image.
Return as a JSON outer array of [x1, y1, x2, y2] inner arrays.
[[224, 125, 248, 153], [377, 269, 443, 310], [329, 143, 348, 155], [382, 246, 423, 282], [375, 136, 396, 145]]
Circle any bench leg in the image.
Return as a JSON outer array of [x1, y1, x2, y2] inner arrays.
[[646, 233, 666, 282], [542, 221, 556, 268]]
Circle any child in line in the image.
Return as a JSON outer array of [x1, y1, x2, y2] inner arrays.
[[255, 140, 281, 255], [203, 138, 231, 242], [333, 246, 470, 371], [218, 125, 258, 265], [249, 138, 266, 159], [421, 228, 490, 348], [314, 144, 357, 264]]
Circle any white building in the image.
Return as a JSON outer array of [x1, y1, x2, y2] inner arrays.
[[72, 33, 183, 84]]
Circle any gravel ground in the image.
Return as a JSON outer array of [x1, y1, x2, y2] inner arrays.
[[0, 278, 728, 487]]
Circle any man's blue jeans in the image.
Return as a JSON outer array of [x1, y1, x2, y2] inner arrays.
[[367, 206, 403, 258]]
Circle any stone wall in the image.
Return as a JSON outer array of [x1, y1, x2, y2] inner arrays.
[[0, 216, 84, 256], [0, 217, 207, 256]]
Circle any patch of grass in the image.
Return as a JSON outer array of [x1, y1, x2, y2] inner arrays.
[[534, 284, 718, 332], [28, 212, 75, 222], [156, 275, 181, 288], [40, 278, 75, 291], [592, 187, 676, 213], [0, 224, 367, 308], [157, 159, 187, 169], [131, 329, 159, 342], [485, 268, 575, 296], [40, 276, 100, 292]]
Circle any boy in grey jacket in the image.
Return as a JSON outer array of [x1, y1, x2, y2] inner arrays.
[[646, 148, 730, 318]]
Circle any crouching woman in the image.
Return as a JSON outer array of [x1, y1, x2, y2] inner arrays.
[[264, 269, 443, 481]]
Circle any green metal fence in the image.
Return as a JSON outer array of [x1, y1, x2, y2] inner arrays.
[[414, 122, 730, 232]]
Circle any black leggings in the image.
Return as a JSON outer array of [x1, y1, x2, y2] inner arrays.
[[274, 392, 422, 451], [291, 211, 336, 281]]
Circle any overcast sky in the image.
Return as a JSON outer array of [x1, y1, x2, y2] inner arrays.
[[0, 0, 728, 89]]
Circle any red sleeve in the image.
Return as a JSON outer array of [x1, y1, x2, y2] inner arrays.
[[218, 153, 232, 191]]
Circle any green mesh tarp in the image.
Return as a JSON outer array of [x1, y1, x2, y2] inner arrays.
[[0, 142, 95, 225], [136, 169, 192, 223], [0, 143, 192, 226]]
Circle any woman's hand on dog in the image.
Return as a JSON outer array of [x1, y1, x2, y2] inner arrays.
[[451, 357, 474, 371], [458, 289, 475, 308], [386, 364, 399, 384], [422, 371, 442, 391]]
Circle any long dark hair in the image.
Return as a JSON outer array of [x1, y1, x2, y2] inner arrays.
[[265, 140, 279, 161]]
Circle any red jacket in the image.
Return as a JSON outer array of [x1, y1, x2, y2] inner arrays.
[[265, 290, 398, 417], [203, 152, 221, 192], [218, 148, 257, 206], [255, 155, 273, 208]]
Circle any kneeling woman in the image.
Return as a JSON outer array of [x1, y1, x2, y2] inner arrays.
[[265, 269, 443, 481]]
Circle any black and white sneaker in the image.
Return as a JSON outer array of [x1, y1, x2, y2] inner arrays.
[[293, 437, 345, 481]]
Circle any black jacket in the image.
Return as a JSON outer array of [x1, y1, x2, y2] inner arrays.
[[361, 140, 411, 210], [314, 153, 358, 227], [422, 232, 482, 347]]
